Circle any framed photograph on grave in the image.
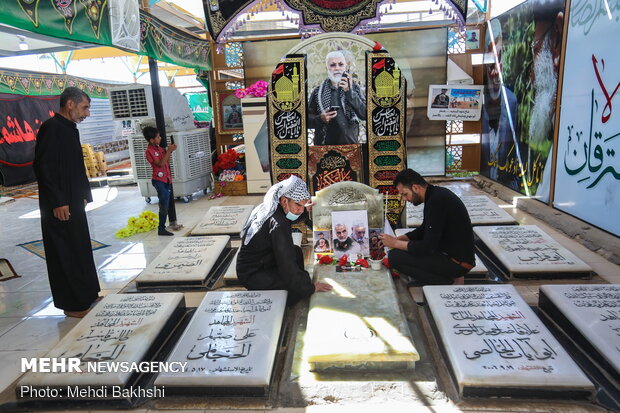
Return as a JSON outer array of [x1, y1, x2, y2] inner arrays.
[[313, 230, 333, 254], [332, 210, 369, 259], [215, 91, 243, 134], [368, 228, 385, 259]]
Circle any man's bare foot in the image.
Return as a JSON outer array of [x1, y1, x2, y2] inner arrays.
[[452, 276, 465, 285], [64, 309, 90, 318]]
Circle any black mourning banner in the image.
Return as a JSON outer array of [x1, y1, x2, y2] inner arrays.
[[448, 0, 468, 23], [202, 0, 254, 41], [0, 94, 59, 186]]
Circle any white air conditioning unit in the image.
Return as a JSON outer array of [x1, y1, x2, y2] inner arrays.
[[129, 129, 212, 203], [109, 85, 195, 132], [115, 84, 213, 203]]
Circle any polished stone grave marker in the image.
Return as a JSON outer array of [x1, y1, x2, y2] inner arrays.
[[191, 205, 254, 236], [423, 285, 594, 398], [539, 284, 620, 383], [407, 195, 517, 227], [474, 225, 592, 279], [223, 249, 240, 285], [394, 228, 487, 276], [304, 265, 419, 370], [311, 181, 384, 232], [155, 290, 287, 395], [18, 293, 185, 399], [136, 236, 230, 287]]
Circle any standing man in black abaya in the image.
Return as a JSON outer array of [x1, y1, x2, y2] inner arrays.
[[34, 87, 101, 318]]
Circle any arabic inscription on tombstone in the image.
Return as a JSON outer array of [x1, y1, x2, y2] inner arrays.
[[155, 290, 287, 392], [136, 236, 230, 286], [539, 284, 620, 381], [423, 285, 594, 398], [18, 293, 185, 394], [474, 225, 592, 277], [191, 205, 254, 235]]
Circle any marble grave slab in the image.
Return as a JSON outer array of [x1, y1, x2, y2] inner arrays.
[[474, 225, 592, 278], [423, 285, 594, 398], [539, 284, 620, 383], [155, 290, 287, 395], [136, 236, 230, 287], [394, 228, 487, 276], [223, 249, 241, 285], [311, 181, 384, 231], [304, 265, 419, 370], [18, 293, 185, 399], [191, 205, 254, 236], [406, 195, 517, 227]]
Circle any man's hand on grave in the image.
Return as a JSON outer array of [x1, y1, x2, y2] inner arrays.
[[314, 281, 333, 292]]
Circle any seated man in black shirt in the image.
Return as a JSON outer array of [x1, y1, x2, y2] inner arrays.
[[379, 169, 475, 286], [237, 175, 332, 304]]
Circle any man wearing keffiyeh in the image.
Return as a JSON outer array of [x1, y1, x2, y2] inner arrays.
[[308, 51, 366, 145], [237, 175, 332, 305]]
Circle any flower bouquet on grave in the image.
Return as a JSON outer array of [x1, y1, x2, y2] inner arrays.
[[369, 248, 386, 270], [212, 148, 246, 197], [335, 254, 364, 272]]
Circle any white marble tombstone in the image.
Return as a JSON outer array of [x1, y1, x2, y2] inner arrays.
[[474, 225, 592, 278], [304, 265, 419, 370], [407, 195, 517, 227], [18, 293, 185, 397], [539, 284, 620, 382], [191, 205, 254, 236], [155, 290, 287, 395], [311, 182, 384, 232], [462, 196, 517, 225], [136, 236, 230, 287], [223, 249, 241, 285], [423, 285, 594, 398], [393, 228, 487, 276]]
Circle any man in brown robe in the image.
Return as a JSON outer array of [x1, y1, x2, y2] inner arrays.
[[34, 87, 101, 318]]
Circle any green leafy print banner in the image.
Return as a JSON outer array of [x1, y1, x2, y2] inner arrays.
[[4, 0, 113, 45], [0, 69, 109, 98]]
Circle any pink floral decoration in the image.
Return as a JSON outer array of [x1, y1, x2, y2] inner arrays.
[[234, 80, 269, 99]]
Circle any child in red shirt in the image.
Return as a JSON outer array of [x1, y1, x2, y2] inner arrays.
[[143, 126, 183, 235]]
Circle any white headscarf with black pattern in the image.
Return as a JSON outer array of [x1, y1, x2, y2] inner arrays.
[[241, 175, 310, 245]]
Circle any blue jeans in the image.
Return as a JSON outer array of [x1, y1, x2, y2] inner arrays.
[[151, 180, 177, 230]]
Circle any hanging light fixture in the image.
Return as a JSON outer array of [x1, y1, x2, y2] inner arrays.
[[17, 35, 29, 51]]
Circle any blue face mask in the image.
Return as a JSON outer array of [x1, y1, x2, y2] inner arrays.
[[286, 211, 301, 221]]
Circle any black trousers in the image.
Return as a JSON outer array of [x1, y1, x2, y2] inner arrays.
[[240, 246, 307, 305], [388, 249, 469, 285]]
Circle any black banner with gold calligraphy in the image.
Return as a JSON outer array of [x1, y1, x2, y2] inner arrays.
[[268, 55, 308, 183], [308, 144, 363, 193], [366, 51, 407, 226]]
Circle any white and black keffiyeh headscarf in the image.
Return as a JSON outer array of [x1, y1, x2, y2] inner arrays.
[[241, 175, 310, 245]]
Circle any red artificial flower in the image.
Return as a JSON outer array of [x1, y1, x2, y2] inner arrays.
[[382, 257, 391, 269], [318, 255, 334, 265], [338, 254, 349, 266], [355, 258, 369, 268]]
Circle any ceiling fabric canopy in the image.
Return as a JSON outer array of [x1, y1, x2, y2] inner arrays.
[[203, 0, 467, 44], [0, 1, 211, 71]]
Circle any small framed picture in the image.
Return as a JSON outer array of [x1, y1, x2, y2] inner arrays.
[[215, 91, 243, 134], [313, 230, 332, 254], [465, 29, 480, 51]]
